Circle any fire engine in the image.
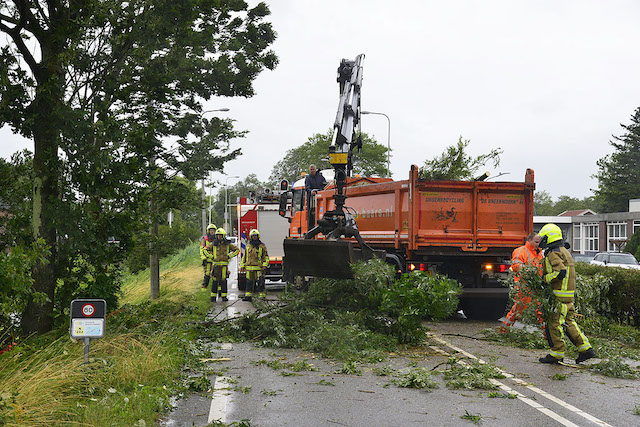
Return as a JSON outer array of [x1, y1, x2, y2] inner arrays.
[[236, 190, 289, 290]]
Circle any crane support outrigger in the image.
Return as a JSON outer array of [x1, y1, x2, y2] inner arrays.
[[281, 54, 385, 279]]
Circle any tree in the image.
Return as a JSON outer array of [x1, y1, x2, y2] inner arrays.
[[534, 190, 555, 216], [269, 129, 389, 184], [593, 107, 640, 213], [418, 136, 502, 180], [0, 1, 277, 334]]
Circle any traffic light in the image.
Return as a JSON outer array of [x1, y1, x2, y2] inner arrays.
[[280, 179, 288, 191]]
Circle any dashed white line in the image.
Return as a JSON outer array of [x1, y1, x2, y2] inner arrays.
[[428, 333, 613, 427], [208, 376, 231, 424]]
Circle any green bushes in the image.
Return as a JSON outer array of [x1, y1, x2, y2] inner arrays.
[[575, 263, 640, 325], [214, 259, 463, 360]]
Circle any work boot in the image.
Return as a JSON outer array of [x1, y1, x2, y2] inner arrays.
[[575, 348, 596, 364], [539, 354, 562, 364], [242, 295, 252, 302], [210, 296, 216, 302], [222, 296, 228, 302]]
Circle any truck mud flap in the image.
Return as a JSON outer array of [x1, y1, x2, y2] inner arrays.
[[283, 239, 385, 279]]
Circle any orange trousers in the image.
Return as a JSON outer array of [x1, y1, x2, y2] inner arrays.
[[500, 286, 545, 333]]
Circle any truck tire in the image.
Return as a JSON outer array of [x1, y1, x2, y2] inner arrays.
[[461, 298, 508, 321]]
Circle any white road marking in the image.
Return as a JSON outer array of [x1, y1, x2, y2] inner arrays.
[[208, 376, 231, 424], [428, 334, 613, 427]]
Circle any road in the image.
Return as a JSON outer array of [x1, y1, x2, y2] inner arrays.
[[162, 259, 640, 427]]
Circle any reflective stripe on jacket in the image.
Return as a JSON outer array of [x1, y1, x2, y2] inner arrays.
[[510, 241, 543, 279], [543, 246, 575, 302], [241, 242, 269, 269], [205, 242, 239, 265]]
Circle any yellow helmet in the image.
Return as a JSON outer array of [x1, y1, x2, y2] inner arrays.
[[207, 223, 216, 232], [249, 229, 260, 239], [215, 227, 226, 237], [538, 223, 563, 248]]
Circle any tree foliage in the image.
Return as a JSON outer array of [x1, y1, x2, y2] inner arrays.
[[0, 0, 277, 334], [534, 190, 600, 216], [269, 129, 389, 184], [418, 136, 502, 180], [594, 107, 640, 213]]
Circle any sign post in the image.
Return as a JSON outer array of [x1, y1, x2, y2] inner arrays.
[[70, 299, 106, 363]]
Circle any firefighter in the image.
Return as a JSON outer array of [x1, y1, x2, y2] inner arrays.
[[200, 224, 217, 288], [500, 233, 544, 333], [240, 229, 269, 301], [204, 228, 239, 302], [537, 223, 596, 364]]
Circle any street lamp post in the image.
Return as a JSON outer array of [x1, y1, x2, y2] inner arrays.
[[361, 110, 391, 178], [225, 176, 240, 234]]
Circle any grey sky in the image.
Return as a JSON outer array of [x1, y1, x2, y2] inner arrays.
[[2, 0, 640, 199]]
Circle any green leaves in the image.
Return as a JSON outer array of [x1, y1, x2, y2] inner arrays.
[[594, 107, 640, 213], [269, 129, 390, 184], [418, 136, 502, 181]]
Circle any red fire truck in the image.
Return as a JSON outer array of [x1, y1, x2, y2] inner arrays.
[[236, 191, 289, 290]]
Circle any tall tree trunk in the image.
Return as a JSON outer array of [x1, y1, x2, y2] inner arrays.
[[22, 95, 60, 335], [149, 157, 160, 299]]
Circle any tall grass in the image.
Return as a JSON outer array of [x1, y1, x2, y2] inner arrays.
[[0, 242, 212, 426], [120, 242, 202, 305]]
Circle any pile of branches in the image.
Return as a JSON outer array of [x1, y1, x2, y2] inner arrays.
[[208, 259, 462, 361]]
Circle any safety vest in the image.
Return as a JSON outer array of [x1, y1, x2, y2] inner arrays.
[[510, 241, 543, 279]]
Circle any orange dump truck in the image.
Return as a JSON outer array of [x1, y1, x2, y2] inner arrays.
[[281, 165, 535, 319]]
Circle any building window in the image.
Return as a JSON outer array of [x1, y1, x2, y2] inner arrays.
[[634, 220, 640, 235], [607, 221, 627, 252], [573, 224, 581, 252], [578, 222, 599, 252]]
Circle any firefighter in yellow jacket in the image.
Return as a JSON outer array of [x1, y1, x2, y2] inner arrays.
[[204, 228, 239, 302], [240, 229, 269, 301], [200, 223, 217, 288], [538, 223, 596, 364]]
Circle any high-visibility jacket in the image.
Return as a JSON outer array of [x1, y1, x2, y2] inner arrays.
[[241, 241, 269, 271], [205, 241, 239, 265], [542, 246, 575, 303], [510, 241, 543, 279]]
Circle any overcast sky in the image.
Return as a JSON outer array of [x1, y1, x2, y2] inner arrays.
[[2, 0, 640, 199]]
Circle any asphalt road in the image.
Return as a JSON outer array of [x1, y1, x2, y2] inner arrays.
[[161, 260, 640, 427]]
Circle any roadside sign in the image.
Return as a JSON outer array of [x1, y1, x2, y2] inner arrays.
[[70, 299, 106, 339]]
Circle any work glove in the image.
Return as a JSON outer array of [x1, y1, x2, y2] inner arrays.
[[556, 269, 567, 281], [202, 259, 207, 266]]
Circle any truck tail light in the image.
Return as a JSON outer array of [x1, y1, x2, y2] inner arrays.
[[409, 263, 416, 271], [498, 264, 508, 273], [419, 263, 426, 271], [483, 264, 493, 271]]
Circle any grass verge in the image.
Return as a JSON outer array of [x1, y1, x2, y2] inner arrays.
[[0, 243, 215, 426]]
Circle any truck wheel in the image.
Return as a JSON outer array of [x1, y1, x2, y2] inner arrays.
[[461, 298, 507, 321]]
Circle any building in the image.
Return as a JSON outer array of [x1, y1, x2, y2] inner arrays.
[[534, 199, 640, 256]]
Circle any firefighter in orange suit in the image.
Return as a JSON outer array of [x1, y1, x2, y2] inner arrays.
[[537, 223, 596, 364], [200, 223, 217, 288], [204, 228, 239, 302], [240, 229, 269, 301], [500, 233, 544, 333]]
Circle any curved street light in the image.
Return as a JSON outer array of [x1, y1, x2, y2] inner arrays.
[[362, 110, 391, 178]]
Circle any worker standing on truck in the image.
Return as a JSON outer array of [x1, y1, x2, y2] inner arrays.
[[305, 164, 327, 227], [500, 233, 544, 333], [200, 223, 217, 288], [537, 223, 596, 364], [240, 229, 269, 301], [204, 228, 239, 302]]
